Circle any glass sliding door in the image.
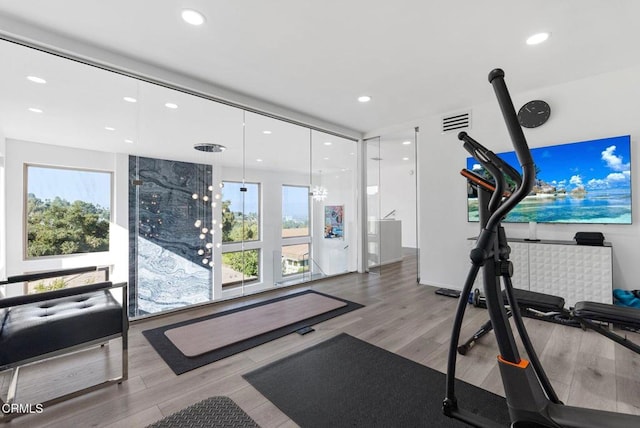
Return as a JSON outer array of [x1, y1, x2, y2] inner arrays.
[[365, 136, 382, 274], [235, 112, 311, 295], [0, 38, 362, 319], [380, 130, 419, 279], [364, 130, 419, 278], [128, 78, 244, 317], [311, 130, 358, 277]]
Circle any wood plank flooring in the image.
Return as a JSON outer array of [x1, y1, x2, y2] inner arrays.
[[4, 255, 640, 427]]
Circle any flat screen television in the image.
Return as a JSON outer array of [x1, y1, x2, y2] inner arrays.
[[466, 135, 632, 224]]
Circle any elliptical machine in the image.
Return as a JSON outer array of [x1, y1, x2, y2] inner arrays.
[[442, 69, 640, 427]]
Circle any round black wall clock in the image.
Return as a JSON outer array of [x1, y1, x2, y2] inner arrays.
[[517, 100, 551, 128]]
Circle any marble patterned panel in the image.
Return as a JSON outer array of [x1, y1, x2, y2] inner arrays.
[[129, 156, 214, 316]]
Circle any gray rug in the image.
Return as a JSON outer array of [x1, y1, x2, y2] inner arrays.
[[146, 396, 259, 428], [243, 333, 511, 427]]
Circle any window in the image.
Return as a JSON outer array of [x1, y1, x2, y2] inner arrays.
[[282, 185, 309, 238], [26, 267, 109, 294], [221, 181, 260, 243], [281, 185, 311, 277], [25, 165, 112, 258], [221, 249, 260, 287], [281, 243, 310, 276]]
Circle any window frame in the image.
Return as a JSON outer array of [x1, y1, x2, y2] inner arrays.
[[221, 248, 261, 287], [281, 184, 310, 239], [221, 180, 261, 245], [281, 242, 311, 277], [23, 163, 113, 260], [281, 184, 311, 278]]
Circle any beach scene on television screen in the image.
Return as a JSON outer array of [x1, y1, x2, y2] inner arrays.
[[467, 135, 632, 224]]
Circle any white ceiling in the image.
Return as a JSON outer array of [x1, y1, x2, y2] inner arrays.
[[1, 1, 639, 166]]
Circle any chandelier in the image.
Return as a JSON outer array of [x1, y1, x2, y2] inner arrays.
[[192, 143, 226, 268], [311, 185, 328, 201]]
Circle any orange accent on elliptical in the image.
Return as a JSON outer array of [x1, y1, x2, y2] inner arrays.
[[460, 169, 495, 191], [498, 355, 530, 368], [460, 169, 511, 197]]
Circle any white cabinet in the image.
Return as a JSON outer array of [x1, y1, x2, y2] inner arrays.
[[507, 241, 530, 291], [368, 220, 403, 267], [470, 238, 612, 307]]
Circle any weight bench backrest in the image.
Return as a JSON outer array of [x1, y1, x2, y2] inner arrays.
[[574, 301, 640, 328], [510, 288, 566, 312]]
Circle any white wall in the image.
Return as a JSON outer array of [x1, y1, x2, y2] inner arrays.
[[416, 65, 640, 292]]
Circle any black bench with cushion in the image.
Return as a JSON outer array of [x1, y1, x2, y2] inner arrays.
[[0, 278, 128, 420], [460, 287, 640, 356]]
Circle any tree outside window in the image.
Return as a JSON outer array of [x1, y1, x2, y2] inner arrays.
[[25, 165, 111, 258]]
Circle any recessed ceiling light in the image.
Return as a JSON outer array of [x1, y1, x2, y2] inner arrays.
[[324, 141, 332, 146], [27, 75, 46, 84], [358, 95, 372, 103], [105, 126, 116, 131], [402, 157, 410, 161], [28, 107, 43, 113], [165, 102, 178, 109], [124, 139, 134, 144], [402, 140, 411, 145], [256, 158, 263, 162], [526, 32, 550, 45], [323, 157, 330, 161], [123, 96, 137, 103], [182, 9, 206, 26], [263, 130, 272, 134]]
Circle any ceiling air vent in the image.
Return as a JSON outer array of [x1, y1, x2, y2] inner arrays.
[[442, 111, 471, 133]]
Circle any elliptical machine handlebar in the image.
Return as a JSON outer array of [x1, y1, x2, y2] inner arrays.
[[470, 70, 536, 265], [460, 138, 506, 216], [458, 131, 522, 191], [487, 69, 535, 204]]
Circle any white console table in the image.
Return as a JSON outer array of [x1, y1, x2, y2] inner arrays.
[[470, 238, 612, 307]]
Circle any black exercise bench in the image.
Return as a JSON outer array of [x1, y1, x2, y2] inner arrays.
[[458, 287, 640, 355]]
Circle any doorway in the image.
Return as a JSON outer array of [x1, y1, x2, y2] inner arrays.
[[364, 129, 419, 281]]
